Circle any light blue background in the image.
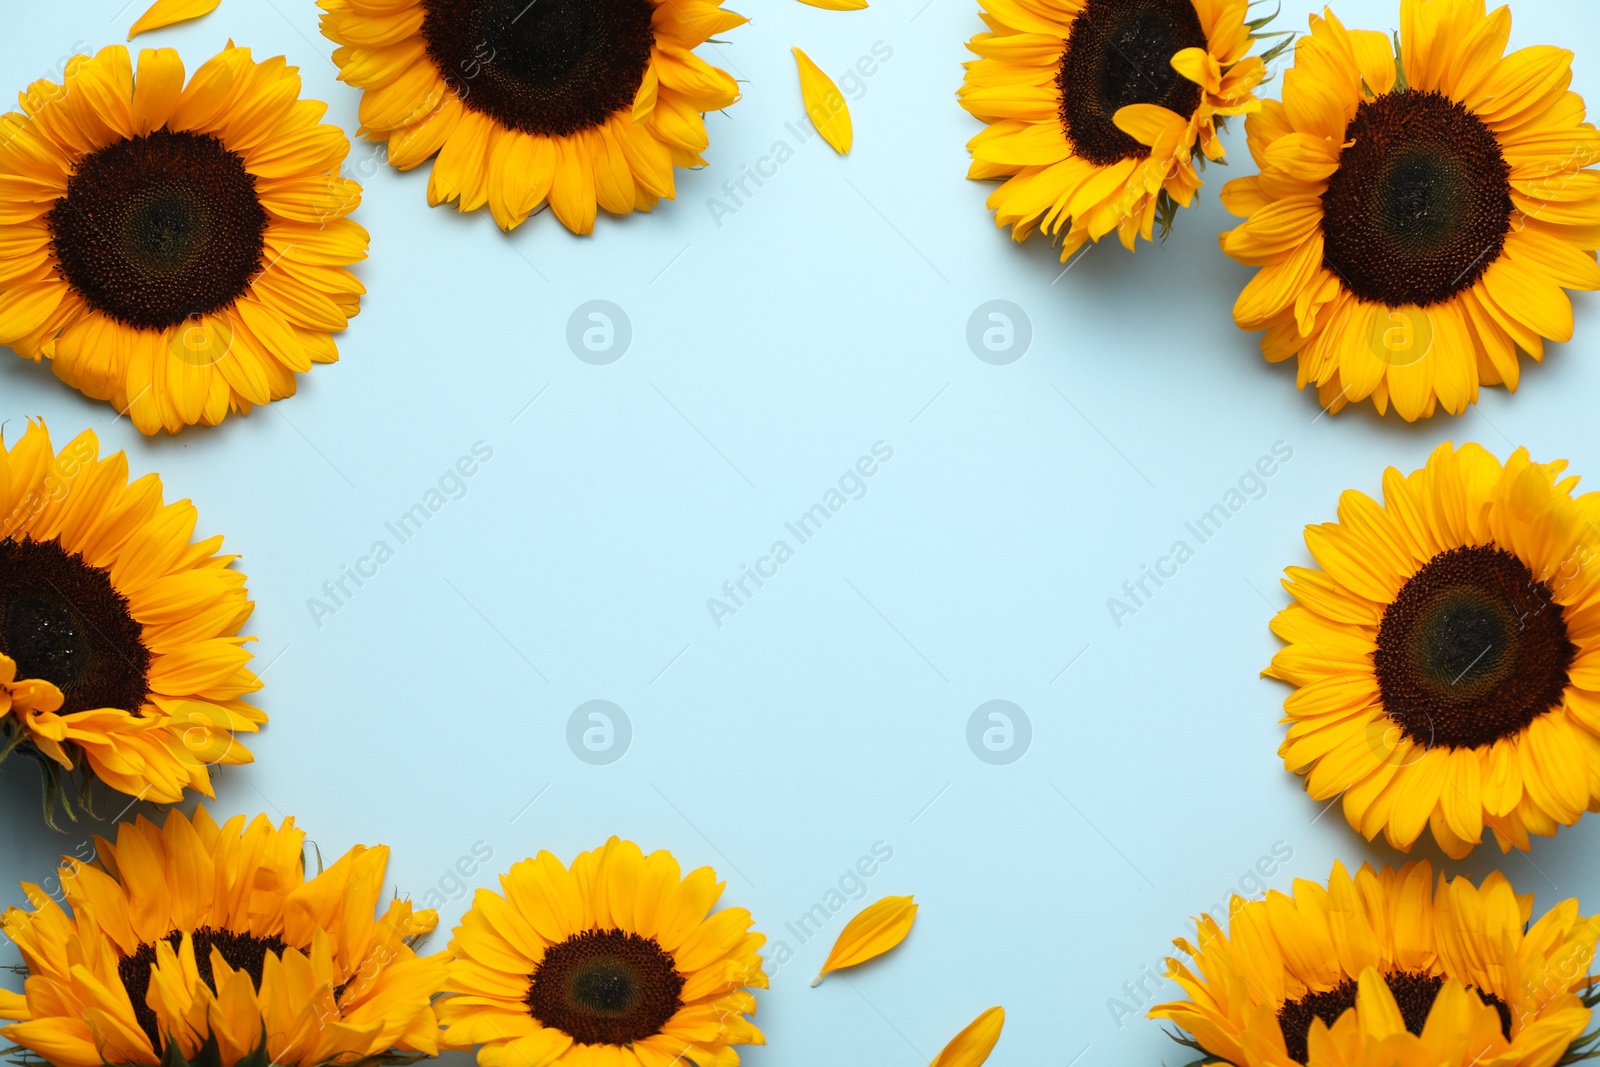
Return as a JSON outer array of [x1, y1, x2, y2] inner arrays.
[[4, 0, 1600, 1063]]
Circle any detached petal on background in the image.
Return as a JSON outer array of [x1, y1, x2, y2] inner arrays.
[[929, 1006, 1005, 1067], [129, 0, 222, 38], [796, 0, 869, 9], [794, 47, 853, 155], [813, 895, 918, 985]]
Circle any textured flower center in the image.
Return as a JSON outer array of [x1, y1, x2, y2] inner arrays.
[[118, 926, 291, 1051], [0, 538, 148, 715], [1056, 0, 1207, 166], [420, 0, 657, 138], [47, 129, 269, 331], [1277, 971, 1512, 1064], [1321, 90, 1512, 308], [524, 929, 685, 1045], [1375, 545, 1575, 749]]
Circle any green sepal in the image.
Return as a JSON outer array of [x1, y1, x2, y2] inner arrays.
[[1163, 1028, 1231, 1067], [1246, 0, 1297, 67], [1557, 1036, 1600, 1066], [1245, 0, 1281, 33], [1559, 995, 1600, 1067], [156, 1032, 276, 1067], [149, 1031, 429, 1067], [1155, 190, 1181, 242], [1392, 30, 1410, 92], [1258, 31, 1296, 67], [6, 1025, 434, 1067], [0, 723, 31, 766]]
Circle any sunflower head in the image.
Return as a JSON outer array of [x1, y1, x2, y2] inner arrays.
[[319, 0, 745, 234], [0, 808, 446, 1067], [959, 0, 1283, 259], [0, 44, 368, 434], [1151, 859, 1600, 1067], [1219, 0, 1600, 420], [0, 419, 263, 823], [438, 837, 767, 1067], [1266, 442, 1600, 858]]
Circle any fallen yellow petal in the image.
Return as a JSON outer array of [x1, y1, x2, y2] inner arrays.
[[793, 47, 853, 155], [796, 0, 869, 9], [813, 895, 917, 985], [929, 1007, 1005, 1067], [129, 0, 222, 37]]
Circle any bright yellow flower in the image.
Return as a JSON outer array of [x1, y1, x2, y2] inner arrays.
[[0, 420, 262, 819], [0, 44, 367, 435], [1219, 0, 1600, 420], [439, 837, 766, 1067], [319, 0, 745, 234], [960, 0, 1276, 257], [1266, 443, 1600, 857], [1150, 860, 1600, 1067], [0, 808, 446, 1067]]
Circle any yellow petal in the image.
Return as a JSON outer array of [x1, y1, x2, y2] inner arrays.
[[1355, 967, 1405, 1038], [929, 1006, 1005, 1067], [794, 47, 852, 155], [812, 895, 918, 985], [796, 0, 868, 9], [129, 0, 222, 38]]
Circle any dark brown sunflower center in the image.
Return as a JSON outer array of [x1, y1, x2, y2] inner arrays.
[[1321, 89, 1512, 308], [421, 0, 657, 138], [1374, 544, 1575, 749], [0, 538, 148, 715], [524, 929, 685, 1046], [47, 128, 268, 332], [1056, 0, 1207, 166], [118, 926, 290, 1051], [1277, 971, 1512, 1064]]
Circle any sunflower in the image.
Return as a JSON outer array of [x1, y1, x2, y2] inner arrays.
[[438, 838, 766, 1067], [0, 808, 446, 1067], [1265, 442, 1600, 858], [0, 43, 367, 436], [0, 420, 263, 819], [318, 0, 744, 234], [959, 0, 1280, 258], [1150, 860, 1600, 1067], [1219, 0, 1600, 420]]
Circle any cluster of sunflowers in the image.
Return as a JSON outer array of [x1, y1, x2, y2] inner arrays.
[[0, 0, 1593, 428], [1, 0, 1600, 1065], [0, 811, 768, 1067]]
